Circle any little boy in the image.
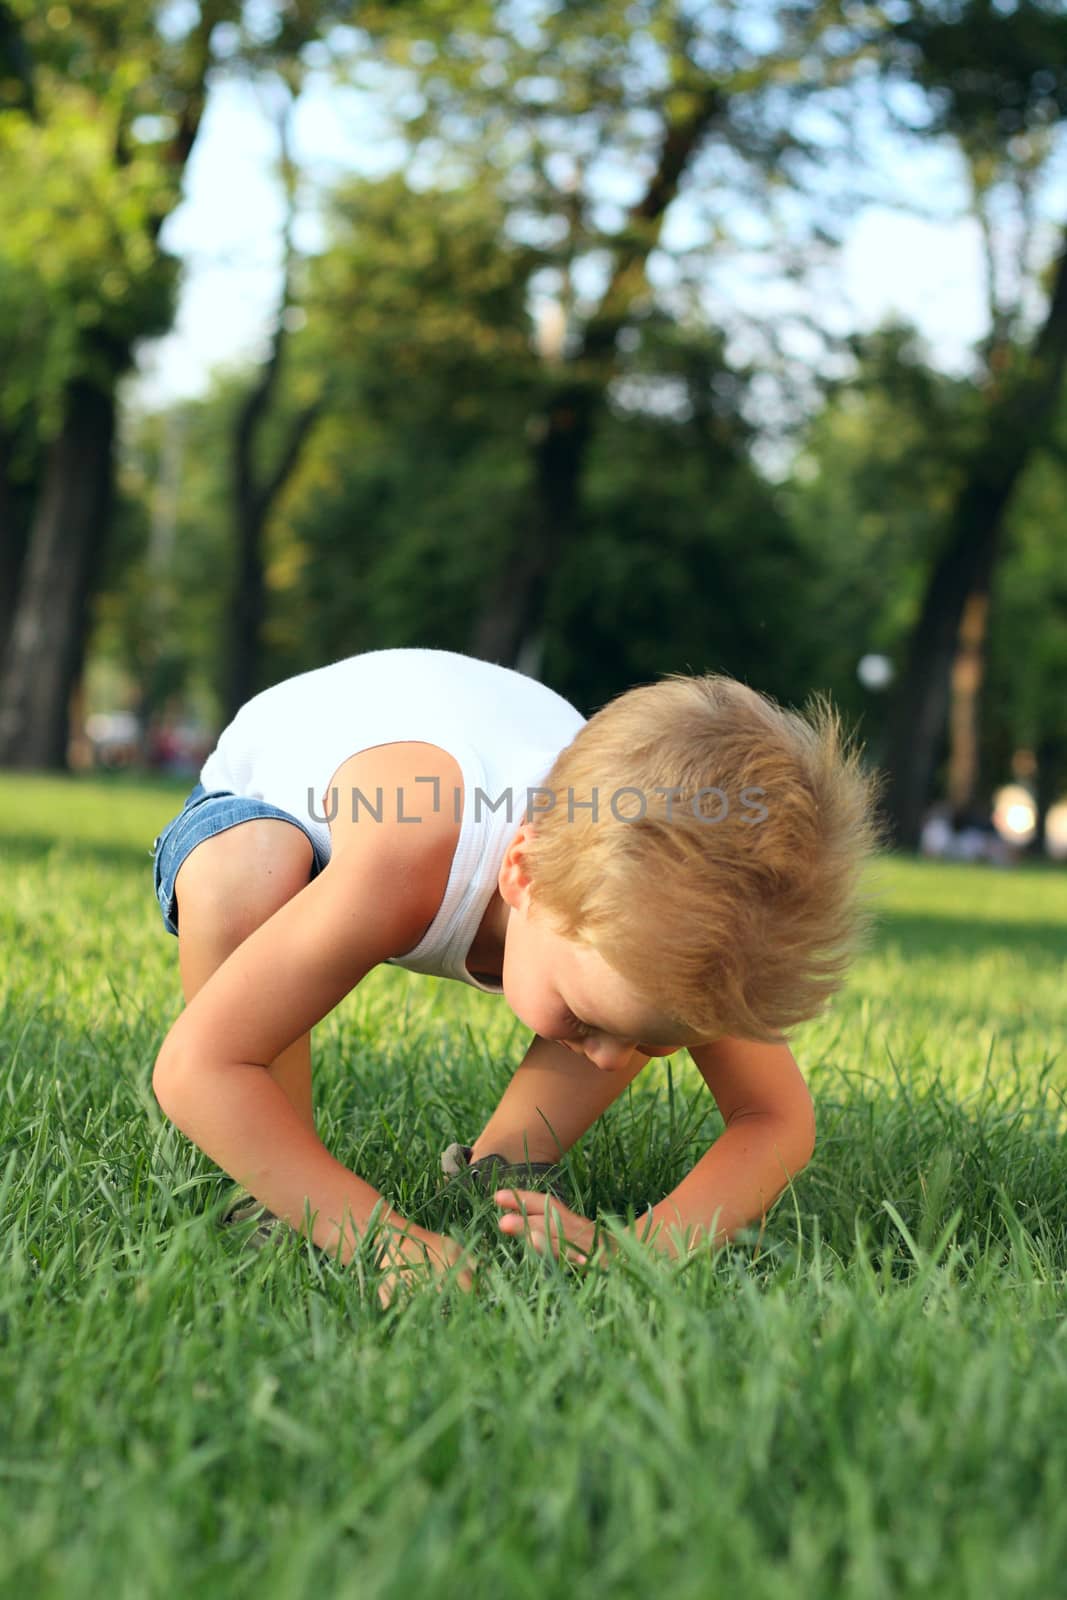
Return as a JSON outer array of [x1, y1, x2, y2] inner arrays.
[[150, 646, 885, 1304]]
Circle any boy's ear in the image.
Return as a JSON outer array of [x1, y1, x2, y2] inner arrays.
[[499, 823, 534, 908]]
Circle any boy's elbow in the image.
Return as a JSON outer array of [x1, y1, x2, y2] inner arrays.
[[790, 1095, 817, 1172], [769, 1094, 816, 1178]]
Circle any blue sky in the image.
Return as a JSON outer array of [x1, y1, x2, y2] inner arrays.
[[128, 53, 1067, 455]]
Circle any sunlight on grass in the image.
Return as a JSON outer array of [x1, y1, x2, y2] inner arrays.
[[1, 772, 1065, 1598]]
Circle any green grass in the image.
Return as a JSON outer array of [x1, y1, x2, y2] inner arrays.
[[1, 771, 1065, 1599]]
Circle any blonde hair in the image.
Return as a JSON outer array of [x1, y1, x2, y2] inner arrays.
[[522, 672, 890, 1044]]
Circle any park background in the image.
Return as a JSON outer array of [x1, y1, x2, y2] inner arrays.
[[2, 5, 1067, 1598], [1, 0, 1066, 853]]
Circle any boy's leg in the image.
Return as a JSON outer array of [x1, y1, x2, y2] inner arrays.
[[469, 1035, 650, 1167], [173, 818, 317, 1134]]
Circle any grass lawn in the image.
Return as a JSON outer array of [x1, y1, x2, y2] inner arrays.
[[1, 771, 1065, 1599]]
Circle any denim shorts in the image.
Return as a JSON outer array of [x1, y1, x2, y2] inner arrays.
[[150, 780, 328, 936]]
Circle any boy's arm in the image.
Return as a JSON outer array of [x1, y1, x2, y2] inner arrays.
[[620, 1036, 817, 1262], [152, 753, 457, 1266], [471, 1032, 650, 1165]]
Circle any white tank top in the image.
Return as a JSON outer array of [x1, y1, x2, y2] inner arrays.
[[198, 648, 586, 994]]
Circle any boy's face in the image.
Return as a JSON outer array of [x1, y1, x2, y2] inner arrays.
[[497, 826, 702, 1072]]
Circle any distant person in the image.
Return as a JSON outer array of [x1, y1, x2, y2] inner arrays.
[[149, 723, 182, 773], [950, 804, 1009, 864], [921, 802, 1015, 866], [147, 649, 886, 1307]]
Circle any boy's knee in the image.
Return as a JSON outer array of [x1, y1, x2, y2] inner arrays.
[[174, 820, 314, 942]]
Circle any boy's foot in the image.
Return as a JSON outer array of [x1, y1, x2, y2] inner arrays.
[[440, 1142, 572, 1205], [220, 1191, 284, 1251]]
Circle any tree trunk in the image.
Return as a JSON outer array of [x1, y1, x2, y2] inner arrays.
[[224, 384, 323, 723], [470, 92, 723, 668], [884, 467, 1016, 852], [472, 384, 594, 667], [223, 92, 323, 721], [883, 231, 1067, 850], [945, 585, 990, 813], [226, 486, 268, 721], [0, 427, 34, 666], [0, 375, 117, 769], [0, 7, 231, 770], [1023, 733, 1066, 859]]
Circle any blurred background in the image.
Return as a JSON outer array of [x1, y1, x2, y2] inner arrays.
[[0, 0, 1064, 858]]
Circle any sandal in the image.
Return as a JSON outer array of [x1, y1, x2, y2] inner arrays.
[[440, 1142, 572, 1204], [220, 1191, 285, 1251]]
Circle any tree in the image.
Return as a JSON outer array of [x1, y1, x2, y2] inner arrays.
[[0, 0, 351, 770], [256, 167, 825, 712], [352, 0, 883, 670], [870, 0, 1067, 845], [782, 318, 1067, 836], [0, 2, 225, 767], [225, 78, 328, 721]]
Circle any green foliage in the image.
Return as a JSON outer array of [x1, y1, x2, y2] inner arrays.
[[523, 311, 816, 708], [0, 0, 354, 453], [0, 88, 179, 433], [781, 322, 983, 682], [987, 436, 1067, 756], [779, 318, 1067, 775], [246, 168, 549, 678], [886, 0, 1067, 149], [77, 0, 1067, 761], [239, 168, 837, 708]]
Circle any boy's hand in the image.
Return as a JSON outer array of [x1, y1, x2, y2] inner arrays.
[[494, 1189, 604, 1269], [375, 1223, 477, 1311]]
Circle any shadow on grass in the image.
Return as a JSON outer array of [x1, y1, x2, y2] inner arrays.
[[870, 907, 1067, 963]]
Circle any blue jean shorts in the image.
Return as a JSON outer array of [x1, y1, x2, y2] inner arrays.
[[150, 780, 328, 936]]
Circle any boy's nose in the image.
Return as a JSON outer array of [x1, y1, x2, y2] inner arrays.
[[583, 1038, 637, 1072]]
